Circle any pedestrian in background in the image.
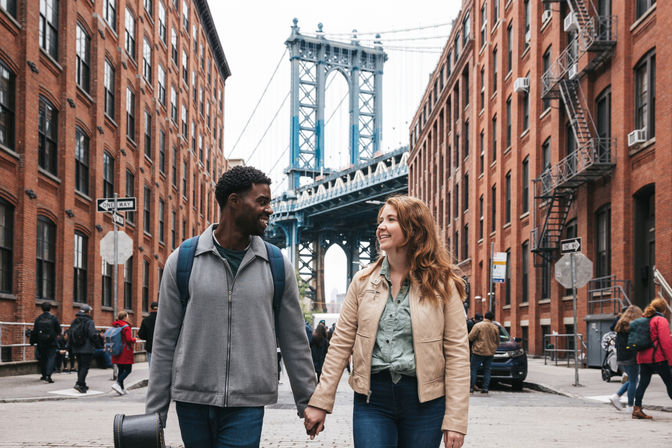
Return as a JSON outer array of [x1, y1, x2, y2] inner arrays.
[[608, 305, 643, 411], [55, 329, 72, 373], [310, 324, 329, 382], [633, 298, 672, 419], [30, 302, 60, 383], [138, 301, 158, 368], [111, 311, 136, 395], [468, 311, 500, 394], [69, 304, 98, 393], [304, 195, 469, 448]]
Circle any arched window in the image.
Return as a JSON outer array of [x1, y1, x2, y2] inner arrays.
[[73, 231, 88, 304]]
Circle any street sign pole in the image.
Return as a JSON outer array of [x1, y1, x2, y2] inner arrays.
[[489, 242, 494, 312], [113, 193, 118, 320], [571, 252, 581, 387]]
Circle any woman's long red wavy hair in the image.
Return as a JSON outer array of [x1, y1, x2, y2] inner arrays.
[[365, 195, 466, 304]]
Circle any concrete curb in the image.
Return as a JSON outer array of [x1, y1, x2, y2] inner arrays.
[[0, 377, 149, 404]]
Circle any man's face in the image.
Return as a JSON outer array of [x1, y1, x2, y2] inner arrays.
[[234, 183, 273, 236]]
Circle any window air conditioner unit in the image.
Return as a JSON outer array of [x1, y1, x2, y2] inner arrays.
[[564, 12, 578, 32], [568, 63, 578, 79], [513, 77, 529, 93], [525, 30, 531, 44], [627, 129, 647, 147], [542, 10, 553, 24]]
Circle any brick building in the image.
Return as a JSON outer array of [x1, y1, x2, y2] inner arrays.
[[408, 0, 669, 360], [0, 0, 230, 355]]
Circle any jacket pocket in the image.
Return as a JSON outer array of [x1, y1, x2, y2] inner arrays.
[[352, 331, 371, 377], [417, 336, 444, 381]]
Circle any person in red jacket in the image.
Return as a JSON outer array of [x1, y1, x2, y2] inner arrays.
[[633, 297, 672, 419], [111, 311, 136, 395]]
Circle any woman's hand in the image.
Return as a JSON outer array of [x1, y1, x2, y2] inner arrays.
[[443, 430, 465, 448], [303, 405, 327, 440]]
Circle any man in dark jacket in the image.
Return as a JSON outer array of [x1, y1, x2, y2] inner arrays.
[[69, 304, 98, 393], [30, 302, 60, 383], [138, 301, 158, 367]]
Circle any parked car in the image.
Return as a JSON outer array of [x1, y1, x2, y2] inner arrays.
[[475, 321, 528, 390]]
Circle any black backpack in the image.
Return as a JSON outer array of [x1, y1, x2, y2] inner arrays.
[[36, 314, 56, 344], [70, 317, 88, 347]]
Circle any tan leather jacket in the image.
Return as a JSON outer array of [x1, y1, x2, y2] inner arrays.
[[308, 262, 470, 434]]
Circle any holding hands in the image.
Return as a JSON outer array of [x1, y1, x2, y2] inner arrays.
[[303, 405, 327, 440]]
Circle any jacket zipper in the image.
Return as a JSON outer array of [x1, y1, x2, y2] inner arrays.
[[224, 288, 233, 406], [366, 389, 372, 404]]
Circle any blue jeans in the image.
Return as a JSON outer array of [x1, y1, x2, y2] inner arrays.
[[116, 364, 132, 389], [470, 353, 494, 392], [616, 364, 639, 406], [176, 401, 264, 448], [352, 371, 444, 448]]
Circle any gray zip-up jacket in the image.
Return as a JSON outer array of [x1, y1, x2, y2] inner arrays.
[[146, 225, 316, 425]]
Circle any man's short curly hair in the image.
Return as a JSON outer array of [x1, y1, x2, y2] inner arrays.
[[215, 166, 272, 209]]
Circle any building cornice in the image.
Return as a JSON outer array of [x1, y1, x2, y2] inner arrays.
[[194, 0, 232, 81]]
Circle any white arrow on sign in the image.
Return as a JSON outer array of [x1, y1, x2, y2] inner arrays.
[[561, 238, 581, 253]]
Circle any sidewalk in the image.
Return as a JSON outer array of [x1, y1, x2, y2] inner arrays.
[[524, 357, 672, 412]]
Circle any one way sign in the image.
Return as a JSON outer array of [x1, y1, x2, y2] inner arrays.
[[96, 197, 137, 212], [561, 237, 582, 254]]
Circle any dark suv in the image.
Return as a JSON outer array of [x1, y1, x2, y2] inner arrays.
[[476, 322, 527, 390]]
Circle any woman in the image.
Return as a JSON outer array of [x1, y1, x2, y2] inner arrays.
[[311, 324, 329, 381], [608, 305, 643, 411], [111, 311, 136, 395], [304, 196, 470, 448], [632, 297, 672, 419]]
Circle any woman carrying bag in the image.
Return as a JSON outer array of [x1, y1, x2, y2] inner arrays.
[[608, 305, 643, 411], [303, 195, 470, 448]]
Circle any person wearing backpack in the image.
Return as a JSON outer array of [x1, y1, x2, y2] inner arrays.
[[608, 305, 643, 411], [30, 302, 60, 383], [111, 311, 136, 395], [138, 301, 158, 368], [146, 166, 316, 447], [632, 297, 672, 419], [68, 304, 98, 393]]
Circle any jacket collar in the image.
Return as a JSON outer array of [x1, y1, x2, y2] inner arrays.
[[195, 224, 269, 261]]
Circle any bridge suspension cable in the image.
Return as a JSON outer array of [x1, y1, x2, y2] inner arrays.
[[323, 22, 451, 36], [245, 90, 291, 165]]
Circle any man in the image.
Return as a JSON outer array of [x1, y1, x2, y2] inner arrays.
[[138, 301, 158, 367], [468, 311, 500, 394], [146, 166, 316, 447], [30, 302, 60, 383], [69, 304, 98, 393]]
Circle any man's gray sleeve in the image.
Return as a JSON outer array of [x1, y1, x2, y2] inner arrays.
[[145, 252, 182, 426], [276, 256, 317, 417]]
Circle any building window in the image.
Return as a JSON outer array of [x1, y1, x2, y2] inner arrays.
[[73, 231, 87, 304], [158, 198, 165, 243], [480, 67, 485, 111], [171, 146, 178, 188], [171, 86, 178, 122], [479, 130, 484, 174], [541, 258, 551, 299], [182, 161, 188, 198], [493, 0, 499, 24], [521, 241, 529, 302], [479, 195, 484, 240], [505, 249, 511, 305], [491, 115, 497, 162], [0, 199, 13, 293], [524, 0, 531, 43], [181, 104, 188, 136], [634, 50, 656, 138], [463, 174, 469, 212], [101, 261, 112, 307], [74, 127, 89, 195], [143, 38, 152, 84], [125, 8, 136, 60], [480, 1, 487, 47], [193, 24, 198, 52], [36, 216, 56, 301], [542, 46, 552, 111], [522, 89, 530, 131], [505, 171, 511, 224], [506, 22, 512, 74], [182, 0, 189, 30], [142, 259, 149, 312], [157, 65, 166, 106], [595, 204, 611, 277], [454, 185, 459, 219], [39, 0, 59, 59], [0, 61, 15, 150], [144, 110, 152, 159], [462, 12, 470, 47], [542, 137, 551, 172], [126, 88, 135, 140], [1, 0, 17, 17], [636, 0, 656, 19], [182, 49, 188, 84], [75, 23, 90, 92], [171, 28, 178, 65], [159, 130, 166, 173], [491, 184, 496, 232], [104, 60, 115, 119], [104, 0, 116, 30], [522, 157, 529, 214], [144, 0, 153, 16], [38, 96, 58, 175], [103, 151, 114, 198], [124, 256, 133, 310], [463, 225, 469, 260], [126, 170, 135, 224], [171, 210, 176, 249], [158, 1, 166, 43], [144, 186, 151, 234], [505, 96, 512, 148], [492, 47, 497, 93]]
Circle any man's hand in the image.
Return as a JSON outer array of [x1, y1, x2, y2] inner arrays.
[[443, 430, 465, 448], [303, 405, 326, 440]]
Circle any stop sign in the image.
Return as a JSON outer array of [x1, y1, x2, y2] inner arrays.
[[100, 230, 133, 264], [555, 252, 593, 289]]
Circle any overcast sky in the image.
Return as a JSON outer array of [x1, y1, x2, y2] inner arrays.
[[209, 1, 461, 297]]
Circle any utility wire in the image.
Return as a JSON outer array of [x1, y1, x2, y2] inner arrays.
[[358, 34, 450, 42], [226, 48, 288, 159], [323, 22, 451, 36]]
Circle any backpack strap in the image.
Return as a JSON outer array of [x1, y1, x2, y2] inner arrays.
[[176, 236, 200, 310], [264, 241, 285, 339]]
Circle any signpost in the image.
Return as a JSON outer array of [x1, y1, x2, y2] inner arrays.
[[96, 194, 136, 318], [555, 238, 593, 387], [488, 247, 508, 312]]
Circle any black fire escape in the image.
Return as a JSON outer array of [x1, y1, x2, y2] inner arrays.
[[532, 0, 617, 268]]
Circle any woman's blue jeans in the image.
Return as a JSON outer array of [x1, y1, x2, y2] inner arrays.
[[176, 401, 264, 448], [616, 364, 639, 406], [353, 371, 444, 448]]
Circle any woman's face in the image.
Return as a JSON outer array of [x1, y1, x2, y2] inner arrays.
[[377, 204, 405, 252]]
